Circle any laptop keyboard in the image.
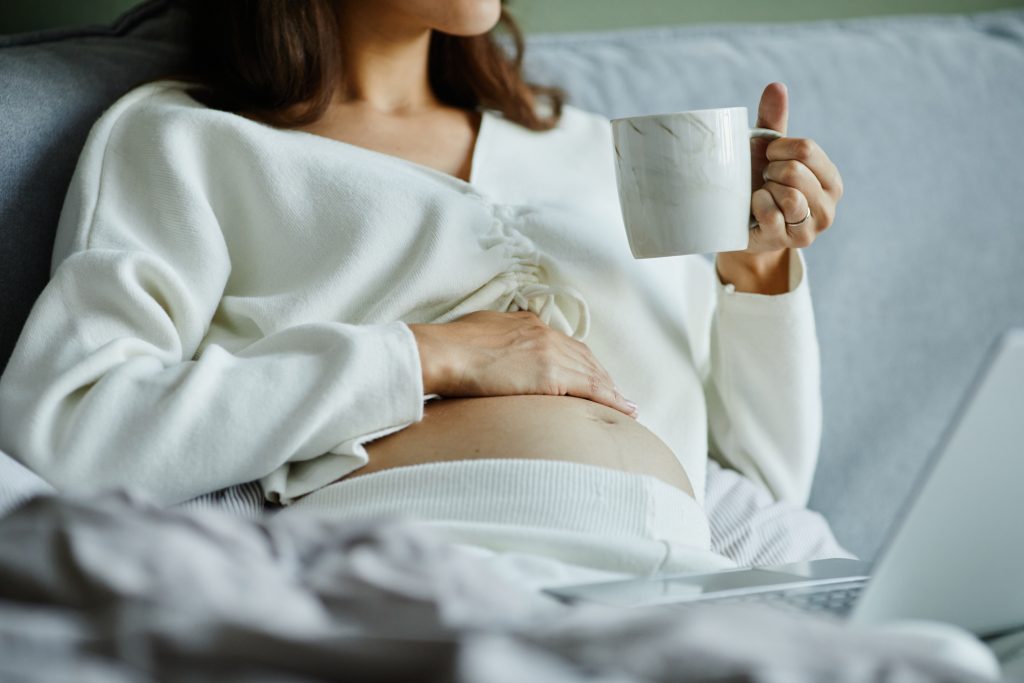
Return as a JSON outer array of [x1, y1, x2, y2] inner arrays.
[[674, 580, 867, 616]]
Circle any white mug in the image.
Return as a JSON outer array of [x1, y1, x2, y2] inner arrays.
[[611, 107, 781, 258]]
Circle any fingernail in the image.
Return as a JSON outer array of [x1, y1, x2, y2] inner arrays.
[[625, 400, 638, 416]]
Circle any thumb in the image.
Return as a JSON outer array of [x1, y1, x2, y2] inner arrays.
[[756, 81, 788, 136]]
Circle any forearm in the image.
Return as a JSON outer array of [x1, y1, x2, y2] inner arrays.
[[705, 248, 822, 505], [0, 319, 425, 506]]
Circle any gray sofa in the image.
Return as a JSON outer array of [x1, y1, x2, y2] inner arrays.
[[1, 1, 1023, 561]]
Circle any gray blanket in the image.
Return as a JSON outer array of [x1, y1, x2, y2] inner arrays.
[[0, 493, 1008, 682]]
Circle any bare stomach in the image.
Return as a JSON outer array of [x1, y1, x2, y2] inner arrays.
[[342, 395, 695, 498]]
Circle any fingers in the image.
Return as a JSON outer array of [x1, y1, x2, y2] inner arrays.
[[759, 138, 842, 235], [761, 158, 836, 231], [762, 159, 821, 204], [543, 332, 636, 418], [761, 180, 811, 226], [756, 82, 789, 136], [566, 337, 613, 382], [750, 188, 788, 251], [765, 137, 843, 198], [750, 83, 789, 187], [563, 338, 637, 418], [566, 369, 638, 418]]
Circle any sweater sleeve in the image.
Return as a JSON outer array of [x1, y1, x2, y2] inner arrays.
[[703, 248, 823, 506], [0, 89, 427, 506]]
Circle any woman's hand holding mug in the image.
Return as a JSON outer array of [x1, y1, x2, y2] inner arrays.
[[611, 81, 845, 295], [718, 81, 845, 293]]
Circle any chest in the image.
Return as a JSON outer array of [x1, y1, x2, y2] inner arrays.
[[207, 113, 701, 352], [294, 106, 481, 183]]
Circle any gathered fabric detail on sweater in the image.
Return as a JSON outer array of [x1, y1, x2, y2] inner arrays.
[[482, 204, 591, 341], [500, 280, 591, 341]]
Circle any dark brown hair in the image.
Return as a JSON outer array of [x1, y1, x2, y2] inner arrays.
[[177, 0, 564, 131]]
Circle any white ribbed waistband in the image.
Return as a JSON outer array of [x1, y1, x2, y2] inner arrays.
[[280, 459, 733, 579]]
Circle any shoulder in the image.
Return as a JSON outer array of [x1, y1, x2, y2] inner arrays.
[[84, 80, 265, 168], [92, 80, 211, 142], [69, 81, 285, 215]]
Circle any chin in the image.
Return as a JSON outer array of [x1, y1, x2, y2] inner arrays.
[[447, 0, 504, 36], [411, 0, 504, 37]]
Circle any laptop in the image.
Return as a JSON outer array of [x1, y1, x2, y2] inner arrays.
[[546, 329, 1024, 640]]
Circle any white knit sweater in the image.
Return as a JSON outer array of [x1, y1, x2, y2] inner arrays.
[[0, 81, 821, 508]]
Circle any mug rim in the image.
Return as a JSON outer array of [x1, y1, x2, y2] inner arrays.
[[611, 106, 747, 124]]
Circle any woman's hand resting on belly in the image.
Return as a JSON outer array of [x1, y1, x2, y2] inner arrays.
[[409, 310, 639, 417], [337, 311, 695, 498]]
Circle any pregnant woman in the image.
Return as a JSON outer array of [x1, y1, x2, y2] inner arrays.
[[0, 0, 848, 580]]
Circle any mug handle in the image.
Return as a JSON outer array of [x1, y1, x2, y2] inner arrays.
[[748, 127, 784, 230]]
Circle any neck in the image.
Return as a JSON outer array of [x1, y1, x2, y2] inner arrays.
[[334, 4, 440, 114]]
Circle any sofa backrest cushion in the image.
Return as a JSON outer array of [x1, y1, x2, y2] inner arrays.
[[0, 0, 187, 378]]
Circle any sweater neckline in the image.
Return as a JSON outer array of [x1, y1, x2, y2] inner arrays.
[[274, 106, 494, 196], [170, 81, 497, 197]]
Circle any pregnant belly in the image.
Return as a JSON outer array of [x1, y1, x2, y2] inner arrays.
[[345, 395, 695, 498]]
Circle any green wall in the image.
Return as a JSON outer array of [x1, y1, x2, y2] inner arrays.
[[1, 0, 140, 34], [1, 0, 1022, 35], [511, 0, 1024, 32]]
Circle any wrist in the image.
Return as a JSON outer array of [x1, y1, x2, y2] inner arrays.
[[716, 248, 790, 295], [408, 323, 454, 396]]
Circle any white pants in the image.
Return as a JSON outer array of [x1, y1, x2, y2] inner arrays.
[[284, 459, 743, 588], [197, 456, 856, 587], [703, 457, 857, 566]]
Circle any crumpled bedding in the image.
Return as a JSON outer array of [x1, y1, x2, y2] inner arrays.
[[0, 493, 1005, 682]]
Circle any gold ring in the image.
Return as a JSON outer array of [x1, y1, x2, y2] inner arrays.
[[786, 206, 812, 227]]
